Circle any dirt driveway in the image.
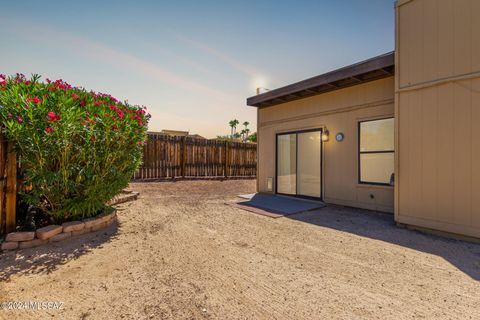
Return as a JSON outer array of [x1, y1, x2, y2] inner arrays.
[[1, 180, 480, 319]]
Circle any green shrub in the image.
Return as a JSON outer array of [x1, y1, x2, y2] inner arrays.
[[0, 73, 149, 222]]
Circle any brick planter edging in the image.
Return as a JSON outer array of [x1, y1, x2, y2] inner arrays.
[[0, 210, 117, 251], [108, 191, 139, 206]]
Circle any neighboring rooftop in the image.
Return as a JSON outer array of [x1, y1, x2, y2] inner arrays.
[[148, 130, 206, 139], [246, 51, 394, 108], [160, 129, 189, 136]]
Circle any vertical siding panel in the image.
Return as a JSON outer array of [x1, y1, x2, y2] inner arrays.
[[421, 87, 438, 220], [398, 93, 411, 216], [436, 83, 455, 223], [399, 1, 423, 86], [437, 0, 455, 79], [409, 92, 423, 218], [453, 0, 472, 76], [423, 0, 439, 82], [472, 78, 480, 227], [472, 0, 480, 72], [453, 81, 472, 226], [410, 0, 424, 85], [398, 5, 412, 87]]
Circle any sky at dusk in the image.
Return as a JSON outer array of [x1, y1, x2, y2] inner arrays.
[[0, 0, 395, 138]]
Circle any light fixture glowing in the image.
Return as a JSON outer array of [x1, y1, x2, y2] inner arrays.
[[322, 129, 330, 142], [252, 76, 269, 94], [256, 87, 270, 95]]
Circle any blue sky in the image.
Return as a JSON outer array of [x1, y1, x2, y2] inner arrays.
[[0, 0, 394, 137]]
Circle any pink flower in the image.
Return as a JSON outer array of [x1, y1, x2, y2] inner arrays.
[[26, 96, 43, 104], [16, 115, 23, 123], [71, 93, 79, 100], [47, 112, 60, 122], [0, 77, 5, 85], [45, 127, 54, 133]]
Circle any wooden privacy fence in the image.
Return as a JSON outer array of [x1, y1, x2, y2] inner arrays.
[[0, 135, 18, 235], [0, 133, 256, 234], [133, 134, 257, 180]]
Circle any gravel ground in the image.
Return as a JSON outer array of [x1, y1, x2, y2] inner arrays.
[[1, 179, 480, 319]]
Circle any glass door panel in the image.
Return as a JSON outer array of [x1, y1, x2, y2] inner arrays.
[[276, 134, 296, 195], [276, 129, 322, 199], [297, 131, 321, 198]]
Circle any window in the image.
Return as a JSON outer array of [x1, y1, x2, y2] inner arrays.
[[359, 118, 394, 185]]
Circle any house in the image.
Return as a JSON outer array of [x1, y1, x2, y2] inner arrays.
[[153, 130, 206, 140], [187, 134, 207, 140], [160, 129, 190, 136], [247, 0, 480, 239]]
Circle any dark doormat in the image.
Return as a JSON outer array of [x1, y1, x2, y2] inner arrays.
[[228, 193, 326, 218]]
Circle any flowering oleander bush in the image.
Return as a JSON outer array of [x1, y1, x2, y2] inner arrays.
[[0, 73, 149, 222]]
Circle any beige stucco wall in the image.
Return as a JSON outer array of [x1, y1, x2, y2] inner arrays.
[[396, 0, 480, 237], [258, 77, 395, 213]]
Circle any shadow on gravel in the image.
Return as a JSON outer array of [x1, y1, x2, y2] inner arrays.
[[288, 206, 480, 280], [0, 222, 119, 282]]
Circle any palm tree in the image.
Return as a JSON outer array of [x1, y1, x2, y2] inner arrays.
[[244, 128, 250, 142], [229, 119, 239, 137], [240, 129, 247, 141], [233, 119, 239, 134], [228, 120, 235, 136], [240, 121, 249, 141]]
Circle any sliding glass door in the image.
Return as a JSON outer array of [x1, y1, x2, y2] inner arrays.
[[277, 134, 297, 194], [297, 131, 322, 197], [276, 129, 322, 199]]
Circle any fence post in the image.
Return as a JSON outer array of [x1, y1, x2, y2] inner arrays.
[[224, 141, 229, 178], [5, 143, 16, 233], [0, 135, 6, 235]]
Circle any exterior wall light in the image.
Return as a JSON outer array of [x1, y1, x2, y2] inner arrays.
[[321, 129, 330, 142]]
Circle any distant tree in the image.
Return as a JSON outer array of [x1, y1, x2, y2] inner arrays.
[[229, 119, 239, 137], [225, 120, 254, 142], [242, 121, 250, 142], [228, 120, 235, 136], [216, 131, 256, 143], [240, 129, 247, 141], [216, 135, 235, 141], [233, 119, 239, 134]]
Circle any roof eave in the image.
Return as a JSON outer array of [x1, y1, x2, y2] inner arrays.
[[246, 51, 395, 108]]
